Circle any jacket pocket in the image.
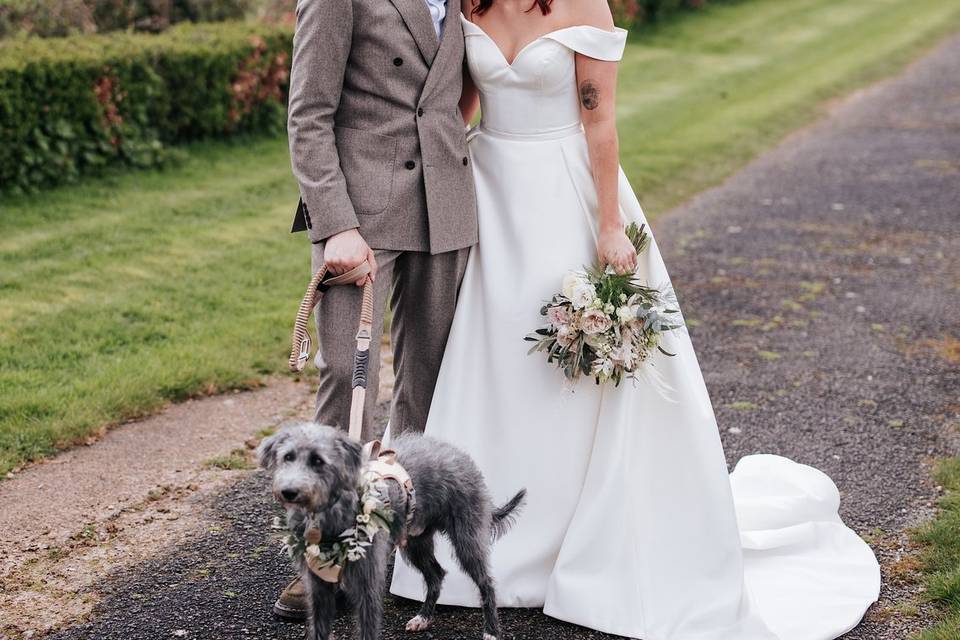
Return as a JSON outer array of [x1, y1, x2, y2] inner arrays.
[[335, 127, 398, 215]]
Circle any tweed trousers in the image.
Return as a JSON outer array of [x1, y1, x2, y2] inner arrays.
[[311, 244, 469, 441]]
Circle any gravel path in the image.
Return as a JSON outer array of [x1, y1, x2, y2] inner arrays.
[[21, 33, 960, 640]]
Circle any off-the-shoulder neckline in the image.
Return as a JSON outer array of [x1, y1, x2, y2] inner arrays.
[[460, 15, 626, 67]]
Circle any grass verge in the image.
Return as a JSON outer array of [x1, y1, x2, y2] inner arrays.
[[0, 137, 301, 475], [619, 0, 960, 213], [913, 458, 960, 639], [2, 0, 959, 475], [206, 448, 256, 471]]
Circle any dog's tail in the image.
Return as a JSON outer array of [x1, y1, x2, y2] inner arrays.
[[490, 489, 527, 541]]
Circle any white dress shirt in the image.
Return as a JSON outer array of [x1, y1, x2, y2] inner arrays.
[[424, 0, 447, 38]]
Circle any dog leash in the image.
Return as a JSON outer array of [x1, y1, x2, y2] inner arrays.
[[289, 261, 373, 442], [290, 260, 417, 582]]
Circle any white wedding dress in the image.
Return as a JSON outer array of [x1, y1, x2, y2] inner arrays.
[[390, 16, 881, 640]]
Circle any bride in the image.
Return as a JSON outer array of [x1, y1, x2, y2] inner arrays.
[[390, 0, 881, 638]]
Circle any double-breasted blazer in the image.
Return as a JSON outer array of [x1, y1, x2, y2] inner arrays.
[[288, 0, 479, 254]]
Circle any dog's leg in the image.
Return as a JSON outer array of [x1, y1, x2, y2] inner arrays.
[[450, 525, 501, 640], [401, 533, 446, 632], [351, 542, 387, 640], [304, 571, 337, 640]]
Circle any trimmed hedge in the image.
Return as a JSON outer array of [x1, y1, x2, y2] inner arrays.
[[0, 20, 291, 193], [248, 0, 731, 31], [0, 0, 251, 38], [0, 1, 731, 193]]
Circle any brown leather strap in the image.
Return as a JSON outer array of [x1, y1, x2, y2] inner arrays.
[[368, 452, 413, 489], [324, 262, 371, 287], [289, 261, 375, 442], [289, 265, 329, 373], [289, 263, 373, 372], [363, 440, 417, 526], [306, 555, 343, 583], [361, 440, 382, 460]]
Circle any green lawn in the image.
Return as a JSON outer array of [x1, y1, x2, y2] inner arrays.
[[2, 0, 959, 475], [618, 0, 960, 213], [914, 459, 960, 639]]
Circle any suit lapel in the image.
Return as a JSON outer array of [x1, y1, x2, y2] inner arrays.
[[422, 0, 461, 95], [388, 0, 439, 66]]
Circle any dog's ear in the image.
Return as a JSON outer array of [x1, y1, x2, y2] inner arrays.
[[256, 429, 288, 471], [338, 436, 363, 476]]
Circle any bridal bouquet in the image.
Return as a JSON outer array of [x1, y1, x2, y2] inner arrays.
[[525, 223, 682, 387]]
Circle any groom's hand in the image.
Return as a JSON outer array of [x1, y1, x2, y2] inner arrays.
[[324, 228, 378, 286]]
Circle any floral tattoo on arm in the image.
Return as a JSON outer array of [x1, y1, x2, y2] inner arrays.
[[579, 80, 600, 110]]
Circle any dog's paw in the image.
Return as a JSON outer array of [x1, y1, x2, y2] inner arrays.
[[482, 634, 498, 640], [405, 615, 433, 633]]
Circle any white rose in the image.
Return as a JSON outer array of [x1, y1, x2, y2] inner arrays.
[[562, 272, 586, 299], [306, 544, 321, 558], [363, 498, 379, 514], [570, 282, 596, 310], [616, 306, 634, 323]]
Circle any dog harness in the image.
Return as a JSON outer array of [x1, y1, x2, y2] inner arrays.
[[363, 439, 417, 531]]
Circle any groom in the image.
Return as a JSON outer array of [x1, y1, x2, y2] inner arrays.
[[276, 0, 477, 620]]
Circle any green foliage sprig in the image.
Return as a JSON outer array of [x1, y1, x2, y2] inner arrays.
[[284, 469, 395, 575]]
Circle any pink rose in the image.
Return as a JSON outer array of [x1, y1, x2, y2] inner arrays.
[[581, 308, 612, 335], [556, 326, 577, 348], [546, 305, 572, 329]]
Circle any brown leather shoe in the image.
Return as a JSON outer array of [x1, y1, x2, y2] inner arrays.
[[273, 576, 307, 622]]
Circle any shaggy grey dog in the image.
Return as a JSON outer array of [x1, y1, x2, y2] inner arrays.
[[258, 423, 526, 640]]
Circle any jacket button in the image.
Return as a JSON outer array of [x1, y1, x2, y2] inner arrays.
[[393, 57, 403, 66], [417, 107, 424, 117], [462, 157, 468, 166], [405, 160, 416, 170]]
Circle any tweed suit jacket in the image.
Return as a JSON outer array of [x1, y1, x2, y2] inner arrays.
[[288, 0, 479, 254]]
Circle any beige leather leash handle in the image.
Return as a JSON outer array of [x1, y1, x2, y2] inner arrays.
[[348, 274, 375, 442], [289, 262, 374, 442]]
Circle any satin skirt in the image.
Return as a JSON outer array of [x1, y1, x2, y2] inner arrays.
[[388, 124, 881, 640]]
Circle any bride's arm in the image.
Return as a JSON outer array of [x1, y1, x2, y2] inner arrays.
[[575, 5, 637, 274], [459, 63, 480, 125]]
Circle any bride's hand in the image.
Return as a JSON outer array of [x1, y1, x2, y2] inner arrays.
[[597, 225, 638, 274]]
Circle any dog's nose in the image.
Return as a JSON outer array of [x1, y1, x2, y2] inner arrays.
[[281, 488, 300, 502]]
